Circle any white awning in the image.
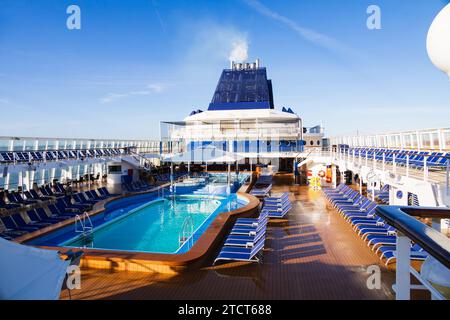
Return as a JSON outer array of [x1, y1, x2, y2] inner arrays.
[[0, 238, 70, 300]]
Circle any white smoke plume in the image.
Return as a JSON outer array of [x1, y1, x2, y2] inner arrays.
[[229, 38, 249, 63]]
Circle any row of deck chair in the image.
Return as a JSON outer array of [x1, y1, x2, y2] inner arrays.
[[262, 193, 292, 218], [0, 148, 124, 164], [375, 184, 390, 204], [323, 184, 428, 265], [344, 147, 450, 169], [122, 179, 155, 193], [0, 187, 114, 240], [0, 184, 69, 211], [214, 210, 268, 264]]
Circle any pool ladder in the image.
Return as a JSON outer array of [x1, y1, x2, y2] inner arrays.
[[75, 212, 94, 245], [179, 215, 194, 249]]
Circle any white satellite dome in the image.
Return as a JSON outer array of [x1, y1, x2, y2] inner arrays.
[[426, 4, 450, 76]]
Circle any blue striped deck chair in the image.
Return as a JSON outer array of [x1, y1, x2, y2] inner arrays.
[[266, 204, 291, 218], [214, 236, 266, 264], [224, 229, 266, 247], [230, 223, 267, 236], [235, 210, 269, 227], [380, 244, 428, 265]]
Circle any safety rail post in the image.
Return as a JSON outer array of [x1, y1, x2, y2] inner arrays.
[[358, 150, 361, 166], [447, 158, 450, 196], [395, 231, 412, 300], [424, 156, 428, 182], [393, 153, 396, 175], [352, 149, 355, 164], [365, 150, 368, 166], [406, 154, 410, 177], [382, 153, 386, 171], [373, 152, 376, 170]]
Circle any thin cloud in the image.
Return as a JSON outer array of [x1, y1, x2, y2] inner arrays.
[[0, 98, 9, 104], [100, 83, 167, 104], [243, 0, 355, 55], [151, 0, 166, 33]]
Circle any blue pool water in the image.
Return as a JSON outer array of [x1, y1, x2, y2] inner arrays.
[[27, 173, 250, 254], [67, 195, 243, 253]]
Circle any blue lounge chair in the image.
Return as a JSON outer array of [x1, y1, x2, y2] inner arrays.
[[367, 235, 397, 250], [29, 189, 52, 201], [0, 194, 21, 209], [266, 205, 291, 218], [36, 207, 66, 221], [231, 223, 267, 236], [380, 244, 428, 265], [214, 236, 266, 264], [24, 210, 52, 228], [264, 193, 289, 202], [224, 230, 266, 247], [1, 215, 38, 232], [0, 217, 28, 236], [73, 193, 96, 205], [262, 203, 292, 213], [235, 210, 269, 227], [264, 197, 290, 206], [28, 208, 62, 224], [358, 225, 396, 239], [48, 204, 78, 218], [337, 198, 371, 212], [87, 190, 108, 201], [12, 213, 47, 230]]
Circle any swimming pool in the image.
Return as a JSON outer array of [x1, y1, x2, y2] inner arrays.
[[27, 174, 250, 254], [70, 195, 245, 253]]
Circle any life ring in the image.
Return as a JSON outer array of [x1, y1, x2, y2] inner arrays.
[[318, 170, 326, 178]]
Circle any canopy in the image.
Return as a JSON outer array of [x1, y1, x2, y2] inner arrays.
[[164, 145, 243, 164], [0, 238, 69, 300], [205, 154, 243, 163]]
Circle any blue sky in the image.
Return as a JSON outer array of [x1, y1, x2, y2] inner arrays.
[[0, 0, 449, 139]]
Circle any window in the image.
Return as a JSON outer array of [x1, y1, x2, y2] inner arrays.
[[317, 140, 320, 145], [108, 165, 122, 174], [403, 134, 411, 148], [430, 132, 439, 149], [421, 133, 431, 148], [310, 141, 313, 146], [444, 131, 450, 149]]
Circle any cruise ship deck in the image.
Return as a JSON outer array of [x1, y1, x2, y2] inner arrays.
[[2, 2, 450, 303], [60, 174, 395, 300]]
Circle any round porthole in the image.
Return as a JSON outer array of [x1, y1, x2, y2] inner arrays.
[[396, 190, 403, 199]]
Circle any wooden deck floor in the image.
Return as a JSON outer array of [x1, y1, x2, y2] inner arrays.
[[61, 175, 395, 300]]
